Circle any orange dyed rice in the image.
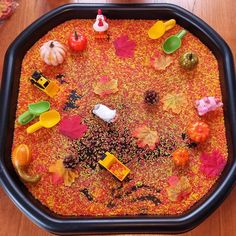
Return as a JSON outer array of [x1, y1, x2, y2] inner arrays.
[[12, 19, 227, 216]]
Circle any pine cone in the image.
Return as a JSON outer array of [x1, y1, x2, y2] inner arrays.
[[63, 155, 78, 169], [144, 90, 159, 105]]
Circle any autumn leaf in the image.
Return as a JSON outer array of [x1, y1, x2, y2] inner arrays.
[[161, 93, 188, 114], [167, 175, 179, 186], [93, 76, 118, 97], [64, 170, 79, 187], [51, 173, 64, 185], [0, 1, 16, 20], [167, 176, 192, 202], [113, 35, 136, 58], [150, 51, 173, 70], [132, 125, 160, 150], [49, 159, 78, 187], [200, 150, 226, 178], [59, 115, 88, 139]]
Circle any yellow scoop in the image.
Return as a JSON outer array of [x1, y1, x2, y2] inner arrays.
[[27, 110, 61, 134], [148, 19, 176, 39]]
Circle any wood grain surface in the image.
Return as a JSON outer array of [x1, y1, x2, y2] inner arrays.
[[0, 0, 235, 235]]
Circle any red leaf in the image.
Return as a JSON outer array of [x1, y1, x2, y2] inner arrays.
[[200, 150, 226, 178], [51, 173, 64, 185], [166, 176, 192, 202], [113, 35, 136, 58], [49, 159, 78, 186], [167, 175, 179, 186], [59, 115, 88, 139]]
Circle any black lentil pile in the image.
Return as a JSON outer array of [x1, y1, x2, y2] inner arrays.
[[73, 122, 178, 170]]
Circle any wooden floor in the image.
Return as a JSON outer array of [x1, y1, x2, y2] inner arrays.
[[0, 0, 235, 235]]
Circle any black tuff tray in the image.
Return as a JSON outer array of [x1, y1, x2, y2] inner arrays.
[[0, 4, 235, 235]]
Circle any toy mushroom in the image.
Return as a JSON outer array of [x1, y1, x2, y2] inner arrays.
[[40, 40, 66, 66], [195, 96, 223, 116], [93, 9, 109, 39], [92, 104, 117, 123], [187, 121, 210, 143], [12, 144, 41, 183]]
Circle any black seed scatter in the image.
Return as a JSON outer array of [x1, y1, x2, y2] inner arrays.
[[181, 133, 186, 140], [63, 90, 82, 110], [125, 184, 150, 196], [133, 195, 161, 206], [187, 142, 198, 148], [56, 74, 68, 84], [80, 188, 93, 201], [70, 90, 82, 101], [123, 176, 133, 183], [74, 120, 177, 170], [115, 194, 123, 199], [107, 201, 116, 208], [139, 212, 148, 215]]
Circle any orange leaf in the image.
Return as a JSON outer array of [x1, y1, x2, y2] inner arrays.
[[150, 51, 172, 71], [49, 159, 78, 186], [161, 92, 188, 114], [132, 125, 159, 150], [63, 170, 78, 187], [93, 76, 118, 97], [167, 176, 192, 202], [49, 159, 65, 177]]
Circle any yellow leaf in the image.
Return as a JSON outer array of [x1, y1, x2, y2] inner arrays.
[[49, 159, 78, 186], [132, 125, 160, 150], [49, 159, 65, 177], [161, 93, 188, 114], [64, 170, 78, 187], [93, 76, 118, 97], [150, 51, 173, 70]]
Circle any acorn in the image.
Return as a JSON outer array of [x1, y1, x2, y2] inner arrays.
[[179, 52, 199, 70]]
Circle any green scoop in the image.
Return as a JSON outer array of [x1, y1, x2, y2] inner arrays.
[[18, 101, 50, 125], [163, 30, 187, 54]]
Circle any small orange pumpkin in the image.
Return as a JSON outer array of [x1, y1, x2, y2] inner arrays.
[[12, 144, 31, 167], [172, 148, 189, 167], [187, 121, 210, 143]]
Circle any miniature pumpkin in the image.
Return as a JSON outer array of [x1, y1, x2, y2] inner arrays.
[[172, 148, 189, 167], [179, 52, 198, 70], [68, 31, 87, 52], [187, 121, 210, 143], [40, 40, 66, 66], [12, 144, 41, 183]]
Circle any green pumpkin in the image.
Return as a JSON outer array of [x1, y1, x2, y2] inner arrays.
[[179, 52, 199, 70]]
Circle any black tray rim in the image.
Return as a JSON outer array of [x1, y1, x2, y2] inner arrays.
[[0, 3, 236, 235]]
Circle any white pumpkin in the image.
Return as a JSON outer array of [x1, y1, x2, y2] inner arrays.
[[40, 40, 66, 66]]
